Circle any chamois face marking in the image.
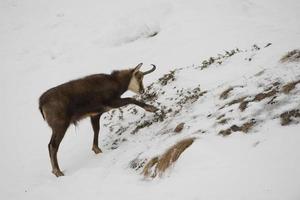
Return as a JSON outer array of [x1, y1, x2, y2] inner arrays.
[[128, 64, 145, 94]]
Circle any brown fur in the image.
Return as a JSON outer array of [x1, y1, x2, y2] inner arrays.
[[40, 70, 132, 125]]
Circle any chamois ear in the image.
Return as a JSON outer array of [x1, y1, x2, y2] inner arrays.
[[133, 63, 143, 72]]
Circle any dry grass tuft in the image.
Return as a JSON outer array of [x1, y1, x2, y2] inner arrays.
[[174, 122, 185, 133], [220, 87, 234, 100], [282, 80, 300, 94], [253, 89, 277, 101], [143, 138, 195, 178], [158, 70, 176, 86], [280, 49, 300, 63], [280, 109, 300, 126], [142, 157, 159, 178], [228, 97, 247, 106], [219, 119, 256, 136], [239, 89, 278, 111], [239, 100, 249, 111]]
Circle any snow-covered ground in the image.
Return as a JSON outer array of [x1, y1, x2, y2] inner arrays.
[[1, 0, 300, 199]]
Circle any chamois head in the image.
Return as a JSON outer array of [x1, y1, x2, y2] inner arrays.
[[128, 63, 156, 94]]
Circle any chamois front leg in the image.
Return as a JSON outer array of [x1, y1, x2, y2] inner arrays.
[[108, 98, 158, 112]]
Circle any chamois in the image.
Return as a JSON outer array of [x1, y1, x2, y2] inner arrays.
[[39, 63, 157, 177]]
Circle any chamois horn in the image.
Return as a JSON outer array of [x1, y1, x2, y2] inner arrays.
[[142, 64, 156, 75]]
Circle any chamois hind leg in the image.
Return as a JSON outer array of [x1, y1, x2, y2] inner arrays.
[[48, 122, 69, 177], [90, 114, 102, 154]]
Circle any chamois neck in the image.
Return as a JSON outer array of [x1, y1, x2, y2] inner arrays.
[[111, 69, 133, 94]]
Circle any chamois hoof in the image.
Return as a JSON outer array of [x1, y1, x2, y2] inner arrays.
[[92, 146, 102, 154], [52, 169, 64, 177]]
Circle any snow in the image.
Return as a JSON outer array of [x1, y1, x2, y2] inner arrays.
[[1, 0, 300, 199]]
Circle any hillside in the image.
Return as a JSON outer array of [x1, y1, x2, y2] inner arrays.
[[1, 0, 300, 200]]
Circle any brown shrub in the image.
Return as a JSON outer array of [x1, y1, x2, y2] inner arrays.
[[220, 87, 234, 100], [129, 158, 147, 170], [282, 80, 300, 94], [174, 122, 185, 133], [227, 97, 247, 106], [158, 70, 176, 86], [239, 120, 256, 132], [239, 89, 278, 111], [219, 119, 256, 136], [239, 101, 249, 111], [280, 109, 300, 126], [142, 157, 159, 178], [253, 89, 277, 101], [143, 138, 194, 178]]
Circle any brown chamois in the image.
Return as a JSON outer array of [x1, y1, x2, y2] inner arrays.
[[39, 63, 158, 177]]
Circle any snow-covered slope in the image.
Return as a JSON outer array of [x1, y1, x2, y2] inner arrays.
[[1, 0, 300, 199]]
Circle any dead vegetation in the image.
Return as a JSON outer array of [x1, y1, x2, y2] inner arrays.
[[219, 80, 283, 114], [280, 49, 300, 63], [282, 80, 300, 94], [129, 158, 147, 171], [219, 96, 247, 110], [219, 119, 256, 136], [141, 91, 158, 102], [280, 109, 300, 126], [176, 87, 207, 106], [143, 138, 195, 178], [142, 157, 159, 177], [174, 123, 185, 133], [228, 96, 247, 106], [220, 87, 234, 100], [110, 84, 206, 136], [158, 70, 176, 86], [197, 48, 241, 70], [131, 108, 169, 134], [253, 89, 277, 101], [197, 44, 269, 71], [239, 89, 278, 111]]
